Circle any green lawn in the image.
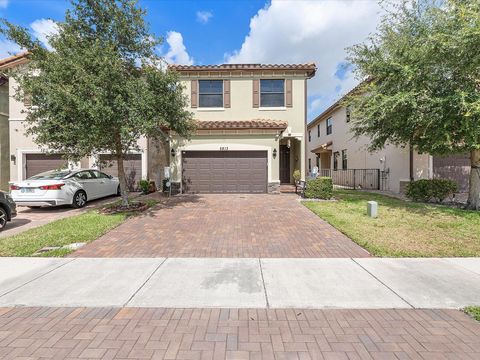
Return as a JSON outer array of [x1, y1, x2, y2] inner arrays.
[[464, 306, 480, 321], [303, 190, 480, 257], [0, 211, 126, 257]]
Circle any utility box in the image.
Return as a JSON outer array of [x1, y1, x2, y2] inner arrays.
[[367, 201, 378, 218]]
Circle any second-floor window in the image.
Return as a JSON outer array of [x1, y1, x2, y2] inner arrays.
[[308, 130, 311, 142], [326, 117, 333, 135], [260, 79, 284, 107], [346, 106, 351, 123], [199, 80, 223, 108], [317, 124, 320, 137], [342, 149, 347, 169]]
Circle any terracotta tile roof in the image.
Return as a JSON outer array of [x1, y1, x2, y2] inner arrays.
[[170, 63, 316, 78], [196, 119, 288, 130], [0, 52, 30, 69]]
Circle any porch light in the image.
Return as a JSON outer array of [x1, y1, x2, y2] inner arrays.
[[170, 148, 175, 157], [273, 148, 277, 159]]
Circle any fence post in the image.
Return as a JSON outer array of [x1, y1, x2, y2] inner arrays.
[[353, 169, 356, 190], [377, 169, 381, 190]]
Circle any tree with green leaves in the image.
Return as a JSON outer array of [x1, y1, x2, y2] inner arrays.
[[0, 0, 194, 206], [345, 0, 480, 209]]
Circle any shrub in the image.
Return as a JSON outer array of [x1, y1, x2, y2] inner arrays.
[[292, 169, 301, 183], [138, 179, 150, 194], [304, 177, 333, 199], [405, 179, 457, 203]]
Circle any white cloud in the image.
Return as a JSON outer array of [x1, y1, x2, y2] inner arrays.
[[0, 0, 8, 9], [0, 40, 22, 59], [163, 31, 194, 65], [225, 0, 382, 120], [30, 18, 59, 51], [196, 10, 213, 24]]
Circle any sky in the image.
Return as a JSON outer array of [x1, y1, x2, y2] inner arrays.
[[0, 0, 383, 122]]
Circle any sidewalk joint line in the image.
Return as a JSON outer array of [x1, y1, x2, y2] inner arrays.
[[258, 258, 270, 308], [123, 257, 168, 307], [0, 258, 77, 298], [351, 258, 415, 309]]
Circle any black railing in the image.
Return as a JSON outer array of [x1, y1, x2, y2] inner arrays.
[[317, 169, 381, 190]]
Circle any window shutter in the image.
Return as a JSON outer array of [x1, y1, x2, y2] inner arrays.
[[191, 80, 198, 108], [223, 79, 230, 108], [252, 79, 259, 108], [286, 79, 293, 107]]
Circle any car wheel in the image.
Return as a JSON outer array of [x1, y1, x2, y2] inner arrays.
[[72, 190, 87, 208], [0, 207, 7, 230], [117, 185, 121, 196]]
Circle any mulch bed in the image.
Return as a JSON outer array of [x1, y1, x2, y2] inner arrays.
[[99, 202, 149, 215]]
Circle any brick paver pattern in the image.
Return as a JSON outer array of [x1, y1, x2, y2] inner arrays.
[[0, 307, 478, 359], [72, 194, 369, 258]]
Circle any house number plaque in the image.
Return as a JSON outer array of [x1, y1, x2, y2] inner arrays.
[[220, 146, 229, 151]]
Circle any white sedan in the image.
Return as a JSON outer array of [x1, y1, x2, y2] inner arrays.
[[10, 169, 120, 208]]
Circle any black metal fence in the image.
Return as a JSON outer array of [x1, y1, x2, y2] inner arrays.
[[317, 169, 381, 190]]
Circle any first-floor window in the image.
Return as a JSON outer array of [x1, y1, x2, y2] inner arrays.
[[342, 149, 347, 169], [308, 158, 311, 172], [316, 156, 320, 168], [333, 152, 339, 170]]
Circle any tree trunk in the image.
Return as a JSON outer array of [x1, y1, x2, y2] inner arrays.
[[466, 149, 480, 210], [114, 132, 129, 207]]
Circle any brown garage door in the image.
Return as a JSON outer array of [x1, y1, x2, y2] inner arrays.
[[182, 151, 267, 193], [25, 153, 67, 179], [99, 154, 142, 191]]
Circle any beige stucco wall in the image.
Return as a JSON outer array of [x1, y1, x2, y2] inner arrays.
[[0, 82, 9, 190], [183, 77, 306, 135], [307, 106, 431, 193]]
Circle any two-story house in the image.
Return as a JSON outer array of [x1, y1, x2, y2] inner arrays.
[[165, 63, 316, 193], [306, 89, 471, 194], [1, 53, 316, 194]]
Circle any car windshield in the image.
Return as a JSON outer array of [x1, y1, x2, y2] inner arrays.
[[28, 170, 71, 180]]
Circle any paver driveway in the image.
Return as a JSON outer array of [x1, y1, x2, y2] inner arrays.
[[72, 194, 369, 258]]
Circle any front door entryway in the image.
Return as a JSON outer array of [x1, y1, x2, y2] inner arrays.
[[279, 145, 290, 183]]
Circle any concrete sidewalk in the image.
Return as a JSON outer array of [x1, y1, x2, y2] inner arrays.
[[0, 257, 479, 309]]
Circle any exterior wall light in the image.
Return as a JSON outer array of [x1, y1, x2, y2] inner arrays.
[[273, 148, 277, 159], [170, 148, 175, 157]]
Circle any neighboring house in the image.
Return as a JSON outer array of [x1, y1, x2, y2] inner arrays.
[[0, 53, 316, 194], [0, 52, 148, 190], [306, 90, 470, 193]]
